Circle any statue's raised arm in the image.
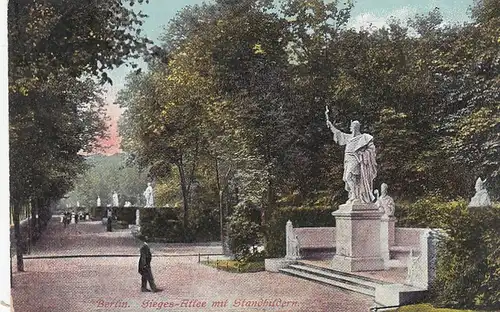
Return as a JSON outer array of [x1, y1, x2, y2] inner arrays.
[[325, 106, 350, 146]]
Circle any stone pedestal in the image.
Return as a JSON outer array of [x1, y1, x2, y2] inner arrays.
[[331, 202, 385, 272], [380, 215, 396, 265]]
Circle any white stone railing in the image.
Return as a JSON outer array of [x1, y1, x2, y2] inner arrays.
[[405, 229, 442, 289]]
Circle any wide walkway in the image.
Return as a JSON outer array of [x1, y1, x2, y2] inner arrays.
[[12, 218, 374, 312]]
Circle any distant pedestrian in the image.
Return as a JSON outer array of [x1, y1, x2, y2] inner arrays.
[[138, 239, 162, 293], [106, 208, 112, 232], [74, 212, 79, 224]]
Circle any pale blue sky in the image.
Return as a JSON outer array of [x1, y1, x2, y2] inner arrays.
[[108, 0, 473, 88]]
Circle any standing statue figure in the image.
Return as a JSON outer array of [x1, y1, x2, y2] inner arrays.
[[325, 107, 377, 203], [375, 183, 395, 216], [290, 235, 301, 259], [97, 196, 101, 207], [143, 183, 154, 207], [469, 177, 492, 207], [285, 220, 300, 259], [112, 191, 119, 207]]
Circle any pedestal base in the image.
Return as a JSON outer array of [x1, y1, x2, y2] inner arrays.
[[331, 201, 385, 272], [331, 255, 385, 272]]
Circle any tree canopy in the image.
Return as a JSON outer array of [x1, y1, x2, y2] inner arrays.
[[118, 0, 499, 237]]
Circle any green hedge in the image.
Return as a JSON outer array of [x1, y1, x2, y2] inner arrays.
[[114, 207, 137, 224], [430, 203, 500, 310], [394, 196, 499, 310], [395, 196, 467, 228], [265, 205, 335, 258], [139, 208, 184, 242]]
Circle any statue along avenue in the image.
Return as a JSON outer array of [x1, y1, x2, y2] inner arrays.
[[325, 107, 377, 204], [143, 182, 154, 208], [469, 177, 491, 208]]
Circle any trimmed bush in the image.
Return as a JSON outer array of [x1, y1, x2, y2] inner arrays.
[[139, 208, 185, 242], [395, 196, 499, 310], [227, 200, 262, 261], [395, 196, 466, 228], [430, 204, 500, 310], [265, 205, 335, 258]]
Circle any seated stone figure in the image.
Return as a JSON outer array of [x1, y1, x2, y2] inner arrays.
[[469, 177, 492, 208]]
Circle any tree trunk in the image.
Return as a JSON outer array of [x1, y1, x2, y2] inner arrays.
[[214, 157, 224, 250], [12, 201, 24, 272], [263, 178, 276, 246], [31, 198, 38, 244], [177, 161, 189, 240]]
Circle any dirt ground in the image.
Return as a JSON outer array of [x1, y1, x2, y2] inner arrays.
[[12, 219, 374, 312]]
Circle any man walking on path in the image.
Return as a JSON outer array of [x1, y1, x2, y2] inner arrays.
[[138, 238, 162, 293]]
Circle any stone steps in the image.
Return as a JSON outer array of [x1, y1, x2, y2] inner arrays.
[[279, 263, 388, 297]]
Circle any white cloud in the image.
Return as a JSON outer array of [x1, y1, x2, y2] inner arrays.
[[348, 6, 418, 32]]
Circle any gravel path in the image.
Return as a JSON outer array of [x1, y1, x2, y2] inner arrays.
[[12, 219, 374, 312]]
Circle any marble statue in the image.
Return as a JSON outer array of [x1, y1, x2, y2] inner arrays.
[[469, 177, 491, 207], [290, 235, 301, 259], [325, 107, 377, 203], [76, 201, 80, 207], [286, 220, 301, 259], [375, 183, 395, 216], [143, 183, 154, 207], [112, 192, 119, 207], [97, 196, 101, 207], [124, 201, 132, 207]]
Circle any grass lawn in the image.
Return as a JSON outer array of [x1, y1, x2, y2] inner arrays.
[[397, 304, 476, 312], [201, 260, 265, 273]]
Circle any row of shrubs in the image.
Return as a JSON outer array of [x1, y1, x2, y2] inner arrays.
[[395, 196, 499, 310], [132, 207, 221, 243]]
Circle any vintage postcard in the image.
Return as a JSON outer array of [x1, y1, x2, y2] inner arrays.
[[6, 0, 499, 311]]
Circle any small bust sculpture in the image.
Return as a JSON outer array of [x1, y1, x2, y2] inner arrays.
[[375, 183, 395, 217], [124, 201, 132, 207], [469, 177, 492, 208]]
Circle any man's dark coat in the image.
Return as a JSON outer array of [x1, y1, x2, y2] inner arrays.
[[138, 243, 152, 274]]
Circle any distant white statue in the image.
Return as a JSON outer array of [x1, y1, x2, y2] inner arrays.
[[124, 201, 132, 207], [286, 220, 301, 259], [375, 183, 395, 217], [325, 107, 377, 204], [97, 196, 101, 207], [76, 201, 80, 207], [112, 192, 119, 207], [143, 183, 154, 207], [469, 177, 491, 208]]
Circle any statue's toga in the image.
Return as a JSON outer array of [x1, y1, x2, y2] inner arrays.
[[326, 108, 377, 204]]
